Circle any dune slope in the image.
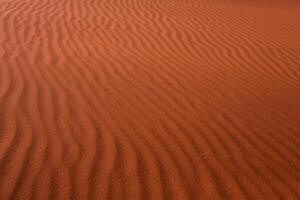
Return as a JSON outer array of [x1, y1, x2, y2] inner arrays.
[[0, 0, 300, 199]]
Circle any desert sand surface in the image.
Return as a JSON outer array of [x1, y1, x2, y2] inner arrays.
[[0, 0, 300, 199]]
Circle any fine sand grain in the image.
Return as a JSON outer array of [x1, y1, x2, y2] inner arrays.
[[0, 0, 300, 199]]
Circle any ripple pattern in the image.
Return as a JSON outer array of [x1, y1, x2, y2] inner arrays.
[[0, 0, 300, 199]]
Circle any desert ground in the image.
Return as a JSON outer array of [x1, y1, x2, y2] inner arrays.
[[0, 0, 300, 199]]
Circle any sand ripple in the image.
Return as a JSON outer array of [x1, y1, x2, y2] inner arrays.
[[0, 0, 300, 199]]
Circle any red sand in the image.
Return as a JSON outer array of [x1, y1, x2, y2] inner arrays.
[[0, 0, 300, 199]]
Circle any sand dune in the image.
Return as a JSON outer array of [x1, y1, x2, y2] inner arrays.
[[0, 0, 300, 199]]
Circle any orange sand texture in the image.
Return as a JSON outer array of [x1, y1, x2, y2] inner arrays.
[[0, 0, 300, 199]]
